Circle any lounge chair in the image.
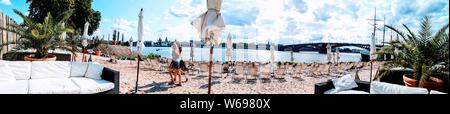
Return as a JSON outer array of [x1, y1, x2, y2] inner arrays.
[[312, 64, 324, 76], [246, 63, 260, 83], [275, 64, 286, 79], [291, 64, 305, 80], [212, 62, 223, 78], [198, 62, 209, 77], [260, 63, 272, 82], [233, 62, 245, 82], [186, 61, 198, 75]]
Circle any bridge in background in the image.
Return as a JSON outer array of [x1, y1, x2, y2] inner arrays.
[[281, 43, 385, 54]]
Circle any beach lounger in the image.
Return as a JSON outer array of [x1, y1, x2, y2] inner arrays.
[[213, 63, 223, 78], [275, 64, 286, 79], [260, 63, 272, 82], [321, 64, 331, 76], [246, 63, 260, 83], [233, 62, 245, 82], [198, 62, 209, 77], [291, 64, 305, 81]]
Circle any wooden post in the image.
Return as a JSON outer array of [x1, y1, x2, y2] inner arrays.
[[208, 47, 213, 94]]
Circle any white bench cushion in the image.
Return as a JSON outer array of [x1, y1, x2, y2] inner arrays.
[[70, 62, 89, 77], [0, 80, 29, 94], [70, 78, 114, 94], [370, 81, 429, 94], [85, 62, 104, 80], [324, 89, 369, 94], [31, 61, 71, 79], [331, 74, 358, 93], [29, 78, 80, 94], [430, 90, 447, 94], [0, 61, 15, 83], [7, 61, 32, 80]]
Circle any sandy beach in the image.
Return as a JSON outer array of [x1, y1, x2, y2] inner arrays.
[[75, 53, 381, 94]]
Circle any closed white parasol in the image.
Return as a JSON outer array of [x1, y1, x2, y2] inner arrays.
[[226, 33, 233, 62], [191, 0, 225, 94]]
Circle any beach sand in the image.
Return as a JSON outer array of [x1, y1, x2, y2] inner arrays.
[[75, 53, 381, 94]]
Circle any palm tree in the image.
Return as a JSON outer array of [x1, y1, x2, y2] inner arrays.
[[0, 9, 78, 60], [378, 16, 449, 87]]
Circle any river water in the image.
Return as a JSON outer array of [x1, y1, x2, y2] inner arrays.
[[141, 47, 362, 63]]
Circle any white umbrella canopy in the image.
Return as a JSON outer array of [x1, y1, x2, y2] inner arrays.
[[137, 9, 144, 53], [83, 22, 90, 39], [270, 45, 275, 64], [190, 43, 195, 61], [370, 33, 376, 60], [226, 33, 233, 61], [336, 48, 340, 63], [129, 37, 134, 48], [191, 0, 225, 94], [60, 22, 67, 40], [326, 44, 332, 63], [191, 0, 225, 46]]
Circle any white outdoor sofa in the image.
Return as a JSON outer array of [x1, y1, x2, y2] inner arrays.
[[315, 75, 447, 94], [0, 61, 119, 94]]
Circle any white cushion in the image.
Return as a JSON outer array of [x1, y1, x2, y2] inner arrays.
[[85, 62, 104, 80], [31, 61, 71, 79], [70, 77, 114, 94], [70, 62, 89, 77], [330, 74, 358, 94], [324, 89, 369, 94], [370, 81, 429, 94], [29, 78, 80, 94], [0, 61, 16, 83], [7, 61, 32, 80], [0, 80, 29, 94], [429, 90, 447, 94]]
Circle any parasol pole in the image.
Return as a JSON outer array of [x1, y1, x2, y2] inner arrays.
[[208, 46, 213, 94], [208, 33, 215, 94]]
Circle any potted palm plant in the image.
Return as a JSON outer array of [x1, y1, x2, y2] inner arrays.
[[378, 16, 449, 90], [90, 37, 104, 56], [0, 9, 77, 61]]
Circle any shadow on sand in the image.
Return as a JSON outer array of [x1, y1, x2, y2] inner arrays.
[[199, 81, 221, 89], [139, 82, 174, 93]]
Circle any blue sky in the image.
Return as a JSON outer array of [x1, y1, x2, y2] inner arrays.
[[1, 0, 449, 44]]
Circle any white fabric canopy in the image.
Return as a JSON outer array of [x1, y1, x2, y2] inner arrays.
[[336, 48, 340, 63], [190, 42, 195, 61], [60, 22, 66, 40], [83, 22, 89, 39], [129, 37, 134, 49], [270, 45, 275, 64], [137, 9, 144, 53], [226, 33, 233, 61], [327, 44, 332, 63], [370, 33, 376, 60], [191, 0, 225, 46]]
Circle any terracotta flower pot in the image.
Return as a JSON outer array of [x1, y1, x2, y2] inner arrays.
[[403, 74, 417, 87], [419, 77, 444, 91], [94, 50, 101, 56], [403, 74, 444, 90], [24, 54, 57, 61]]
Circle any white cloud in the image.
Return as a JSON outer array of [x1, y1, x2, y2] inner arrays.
[[155, 0, 449, 44], [1, 0, 11, 6]]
